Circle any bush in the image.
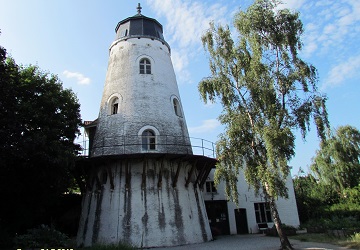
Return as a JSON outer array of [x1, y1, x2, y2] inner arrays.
[[14, 225, 70, 248], [0, 224, 13, 249], [266, 224, 297, 236]]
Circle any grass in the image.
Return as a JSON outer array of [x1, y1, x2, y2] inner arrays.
[[290, 233, 360, 249]]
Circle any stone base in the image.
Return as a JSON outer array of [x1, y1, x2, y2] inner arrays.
[[76, 156, 213, 247]]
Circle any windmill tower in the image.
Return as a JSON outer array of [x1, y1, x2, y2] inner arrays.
[[76, 4, 216, 248]]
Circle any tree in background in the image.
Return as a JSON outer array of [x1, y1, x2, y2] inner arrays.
[[198, 0, 328, 249], [0, 41, 82, 238], [311, 125, 360, 195], [293, 172, 339, 223]]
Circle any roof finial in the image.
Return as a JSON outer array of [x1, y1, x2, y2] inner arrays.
[[137, 3, 142, 15]]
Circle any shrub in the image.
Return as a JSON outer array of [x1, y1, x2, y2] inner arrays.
[[14, 225, 70, 248], [266, 224, 297, 236]]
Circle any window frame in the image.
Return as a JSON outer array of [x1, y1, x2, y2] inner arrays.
[[139, 58, 151, 74], [142, 129, 156, 151], [171, 96, 182, 117], [111, 98, 119, 115], [107, 94, 122, 116], [254, 202, 273, 223], [205, 181, 217, 193]]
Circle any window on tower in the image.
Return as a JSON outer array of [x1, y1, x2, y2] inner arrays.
[[142, 130, 156, 150], [173, 98, 182, 117], [111, 97, 119, 115], [140, 58, 151, 74]]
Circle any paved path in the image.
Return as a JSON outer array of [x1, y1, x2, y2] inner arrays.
[[156, 234, 356, 250]]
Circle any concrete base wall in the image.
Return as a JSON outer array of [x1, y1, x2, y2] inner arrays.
[[77, 157, 212, 247]]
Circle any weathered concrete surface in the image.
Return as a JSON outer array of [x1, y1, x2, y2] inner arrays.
[[77, 158, 212, 248], [77, 14, 213, 248], [91, 37, 192, 157]]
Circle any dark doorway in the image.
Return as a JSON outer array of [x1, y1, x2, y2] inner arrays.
[[205, 200, 230, 236], [235, 208, 249, 234]]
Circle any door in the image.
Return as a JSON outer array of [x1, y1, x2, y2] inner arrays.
[[205, 200, 230, 236], [235, 208, 249, 234]]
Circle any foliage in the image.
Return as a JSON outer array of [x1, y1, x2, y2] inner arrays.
[[311, 125, 360, 194], [199, 0, 328, 202], [293, 173, 339, 223], [291, 232, 360, 249], [0, 42, 82, 235], [348, 233, 360, 249], [266, 224, 297, 237], [342, 185, 360, 204], [199, 1, 328, 248], [14, 225, 70, 248]]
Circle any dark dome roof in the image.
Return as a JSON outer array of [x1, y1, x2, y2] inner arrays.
[[115, 14, 166, 44]]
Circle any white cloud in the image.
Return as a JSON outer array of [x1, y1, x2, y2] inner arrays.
[[302, 0, 360, 57], [147, 0, 229, 80], [322, 55, 360, 89], [63, 70, 91, 85], [189, 119, 220, 134], [278, 0, 306, 10]]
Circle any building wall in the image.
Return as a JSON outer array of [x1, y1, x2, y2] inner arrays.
[[203, 169, 300, 234], [77, 158, 212, 247], [92, 37, 191, 157]]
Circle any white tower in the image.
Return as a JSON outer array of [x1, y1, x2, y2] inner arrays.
[[77, 4, 215, 248]]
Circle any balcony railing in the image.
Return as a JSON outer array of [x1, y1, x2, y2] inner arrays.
[[77, 135, 216, 159]]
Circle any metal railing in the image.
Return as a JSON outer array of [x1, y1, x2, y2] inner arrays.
[[77, 135, 216, 158]]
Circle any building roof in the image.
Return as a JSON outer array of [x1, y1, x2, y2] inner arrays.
[[114, 4, 166, 44]]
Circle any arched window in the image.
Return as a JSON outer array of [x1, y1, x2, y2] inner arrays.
[[173, 98, 181, 117], [140, 58, 151, 74], [111, 97, 119, 115], [142, 130, 156, 150]]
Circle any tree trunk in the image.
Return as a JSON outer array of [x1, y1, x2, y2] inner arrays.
[[269, 197, 293, 250]]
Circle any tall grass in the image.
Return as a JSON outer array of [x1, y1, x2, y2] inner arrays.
[[347, 233, 360, 249]]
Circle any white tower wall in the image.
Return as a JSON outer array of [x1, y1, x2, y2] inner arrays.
[[77, 159, 212, 247], [77, 9, 214, 248], [92, 37, 191, 156]]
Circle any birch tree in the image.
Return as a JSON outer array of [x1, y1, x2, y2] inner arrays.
[[198, 0, 329, 249]]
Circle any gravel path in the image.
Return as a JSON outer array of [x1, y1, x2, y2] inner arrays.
[[155, 234, 356, 250]]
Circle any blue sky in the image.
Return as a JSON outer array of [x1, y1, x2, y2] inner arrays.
[[1, 0, 359, 176]]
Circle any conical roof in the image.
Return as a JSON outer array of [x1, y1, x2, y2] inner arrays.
[[114, 3, 166, 44]]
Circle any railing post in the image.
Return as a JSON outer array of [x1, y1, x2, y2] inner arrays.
[[102, 137, 104, 155], [202, 139, 204, 156], [212, 142, 215, 158]]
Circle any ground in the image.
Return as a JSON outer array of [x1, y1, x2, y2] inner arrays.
[[157, 234, 357, 250]]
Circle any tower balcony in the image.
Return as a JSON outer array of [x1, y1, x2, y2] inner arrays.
[[78, 135, 216, 159]]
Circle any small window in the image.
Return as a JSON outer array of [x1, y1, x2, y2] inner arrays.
[[205, 181, 217, 193], [140, 58, 151, 74], [111, 98, 119, 115], [254, 202, 272, 223], [142, 130, 156, 150], [121, 29, 128, 37], [173, 98, 181, 116]]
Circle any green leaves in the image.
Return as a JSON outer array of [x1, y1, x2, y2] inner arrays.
[[0, 44, 82, 233], [311, 125, 360, 194], [199, 0, 329, 204]]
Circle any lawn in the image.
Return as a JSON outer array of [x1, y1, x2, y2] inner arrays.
[[290, 233, 360, 249]]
